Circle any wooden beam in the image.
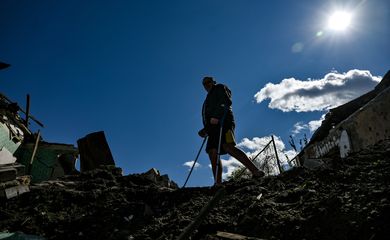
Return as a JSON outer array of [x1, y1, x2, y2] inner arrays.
[[176, 187, 226, 240]]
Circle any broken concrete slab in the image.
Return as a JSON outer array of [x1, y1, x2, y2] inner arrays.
[[0, 147, 17, 165], [0, 184, 29, 199], [77, 131, 115, 172]]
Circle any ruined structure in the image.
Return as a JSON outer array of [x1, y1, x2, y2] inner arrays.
[[0, 62, 134, 199], [0, 62, 78, 198], [298, 70, 390, 164], [0, 62, 31, 198]]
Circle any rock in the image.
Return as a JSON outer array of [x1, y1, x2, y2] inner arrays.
[[140, 168, 178, 189]]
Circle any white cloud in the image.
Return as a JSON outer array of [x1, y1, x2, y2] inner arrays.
[[308, 114, 326, 132], [221, 157, 242, 180], [254, 69, 381, 112], [206, 158, 243, 180], [291, 114, 326, 136], [237, 135, 288, 162], [292, 122, 308, 136], [237, 136, 272, 151], [183, 161, 201, 171]]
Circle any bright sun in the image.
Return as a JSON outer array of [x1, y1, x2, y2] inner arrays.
[[328, 11, 352, 31]]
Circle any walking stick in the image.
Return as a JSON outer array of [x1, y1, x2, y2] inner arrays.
[[215, 107, 228, 184], [182, 136, 208, 188]]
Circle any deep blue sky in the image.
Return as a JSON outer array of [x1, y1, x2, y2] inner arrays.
[[1, 0, 389, 186]]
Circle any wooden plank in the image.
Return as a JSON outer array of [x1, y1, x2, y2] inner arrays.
[[216, 231, 265, 240], [28, 130, 41, 174], [216, 231, 247, 240], [25, 94, 30, 126], [176, 187, 226, 240]]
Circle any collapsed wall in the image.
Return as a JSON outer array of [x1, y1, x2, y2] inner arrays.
[[299, 70, 390, 163]]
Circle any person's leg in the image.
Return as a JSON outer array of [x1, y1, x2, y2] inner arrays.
[[223, 143, 264, 176], [208, 148, 222, 184], [206, 125, 224, 184]]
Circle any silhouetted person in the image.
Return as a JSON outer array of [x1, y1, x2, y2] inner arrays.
[[198, 77, 264, 184]]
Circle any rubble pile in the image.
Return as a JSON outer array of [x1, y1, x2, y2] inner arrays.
[[1, 140, 390, 240]]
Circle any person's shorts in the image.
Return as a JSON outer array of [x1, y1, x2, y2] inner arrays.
[[206, 125, 236, 155]]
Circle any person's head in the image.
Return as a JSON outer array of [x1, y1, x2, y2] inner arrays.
[[202, 76, 216, 92]]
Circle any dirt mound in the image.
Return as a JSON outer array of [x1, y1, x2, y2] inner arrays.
[[1, 140, 390, 240]]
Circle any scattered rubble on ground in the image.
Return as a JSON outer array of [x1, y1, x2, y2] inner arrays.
[[0, 139, 389, 240]]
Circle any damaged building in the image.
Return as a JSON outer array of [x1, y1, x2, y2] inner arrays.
[[0, 62, 78, 199], [0, 63, 111, 199], [0, 61, 172, 200], [298, 70, 390, 166]]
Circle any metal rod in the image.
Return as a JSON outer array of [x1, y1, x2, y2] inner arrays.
[[182, 136, 208, 188], [251, 140, 273, 163], [215, 124, 224, 184], [215, 108, 228, 185], [235, 139, 273, 179], [271, 135, 282, 174]]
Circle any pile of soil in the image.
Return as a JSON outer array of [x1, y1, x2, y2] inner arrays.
[[1, 139, 389, 240]]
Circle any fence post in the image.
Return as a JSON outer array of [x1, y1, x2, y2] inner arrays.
[[271, 135, 283, 174]]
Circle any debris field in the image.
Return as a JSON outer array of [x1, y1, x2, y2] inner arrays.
[[1, 139, 390, 240]]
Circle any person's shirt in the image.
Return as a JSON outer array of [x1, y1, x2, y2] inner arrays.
[[202, 83, 234, 128]]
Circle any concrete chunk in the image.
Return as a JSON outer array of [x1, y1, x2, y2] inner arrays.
[[0, 184, 29, 199], [77, 131, 115, 172]]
